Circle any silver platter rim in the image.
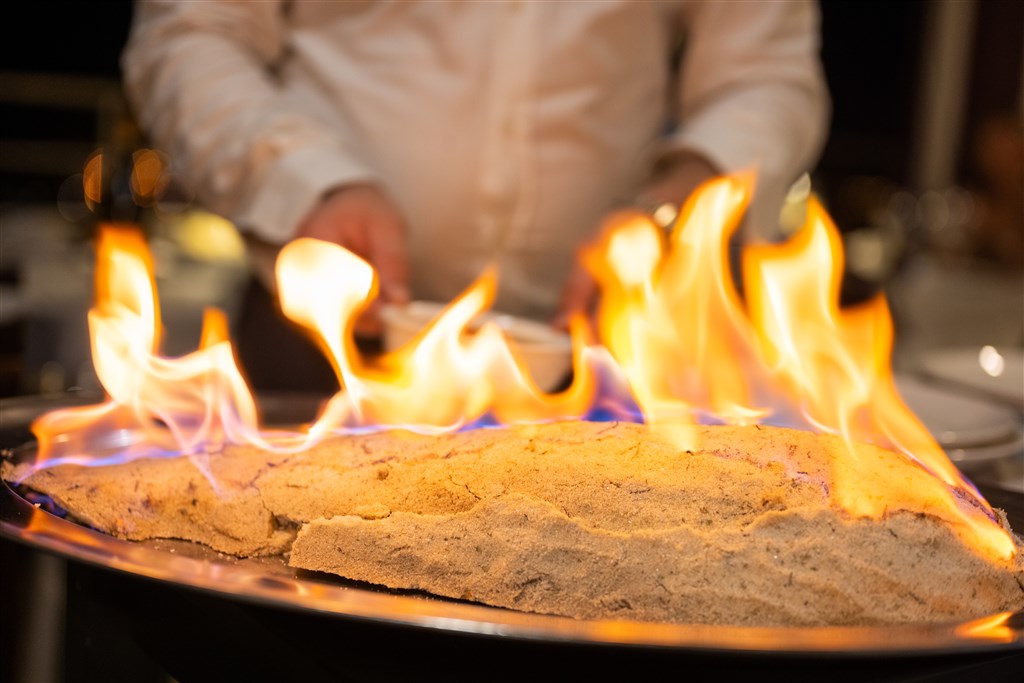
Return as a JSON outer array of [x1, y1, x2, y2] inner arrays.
[[2, 394, 1022, 657]]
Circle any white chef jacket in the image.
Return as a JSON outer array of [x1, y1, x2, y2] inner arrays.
[[122, 0, 829, 320]]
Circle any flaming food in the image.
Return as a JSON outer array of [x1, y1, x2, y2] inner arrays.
[[4, 176, 1022, 627]]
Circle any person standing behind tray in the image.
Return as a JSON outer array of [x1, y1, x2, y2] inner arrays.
[[120, 0, 830, 392]]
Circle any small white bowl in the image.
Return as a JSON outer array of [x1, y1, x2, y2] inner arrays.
[[380, 301, 573, 391]]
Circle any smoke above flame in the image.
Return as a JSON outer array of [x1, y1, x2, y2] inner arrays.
[[26, 176, 1016, 561]]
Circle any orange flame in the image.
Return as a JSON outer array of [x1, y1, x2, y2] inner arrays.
[[583, 176, 1013, 560], [275, 238, 599, 431], [742, 202, 1013, 559], [955, 612, 1017, 643], [585, 175, 767, 425], [28, 175, 1016, 563], [31, 224, 283, 469]]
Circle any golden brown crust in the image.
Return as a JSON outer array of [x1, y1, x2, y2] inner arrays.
[[6, 421, 1023, 625], [291, 495, 1024, 626], [5, 449, 297, 556]]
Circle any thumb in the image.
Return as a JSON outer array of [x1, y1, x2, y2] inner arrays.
[[551, 263, 597, 331], [370, 227, 410, 305]]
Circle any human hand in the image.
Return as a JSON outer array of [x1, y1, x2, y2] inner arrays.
[[296, 183, 410, 336], [550, 152, 718, 332]]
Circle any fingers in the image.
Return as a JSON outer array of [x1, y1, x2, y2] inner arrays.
[[296, 183, 411, 299], [551, 261, 598, 332], [368, 217, 410, 306], [356, 212, 409, 339], [294, 183, 411, 337]]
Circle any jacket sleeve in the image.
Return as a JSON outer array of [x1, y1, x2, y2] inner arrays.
[[666, 0, 831, 240], [121, 0, 377, 243]]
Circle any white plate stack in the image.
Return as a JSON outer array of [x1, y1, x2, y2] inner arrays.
[[896, 350, 1023, 491]]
